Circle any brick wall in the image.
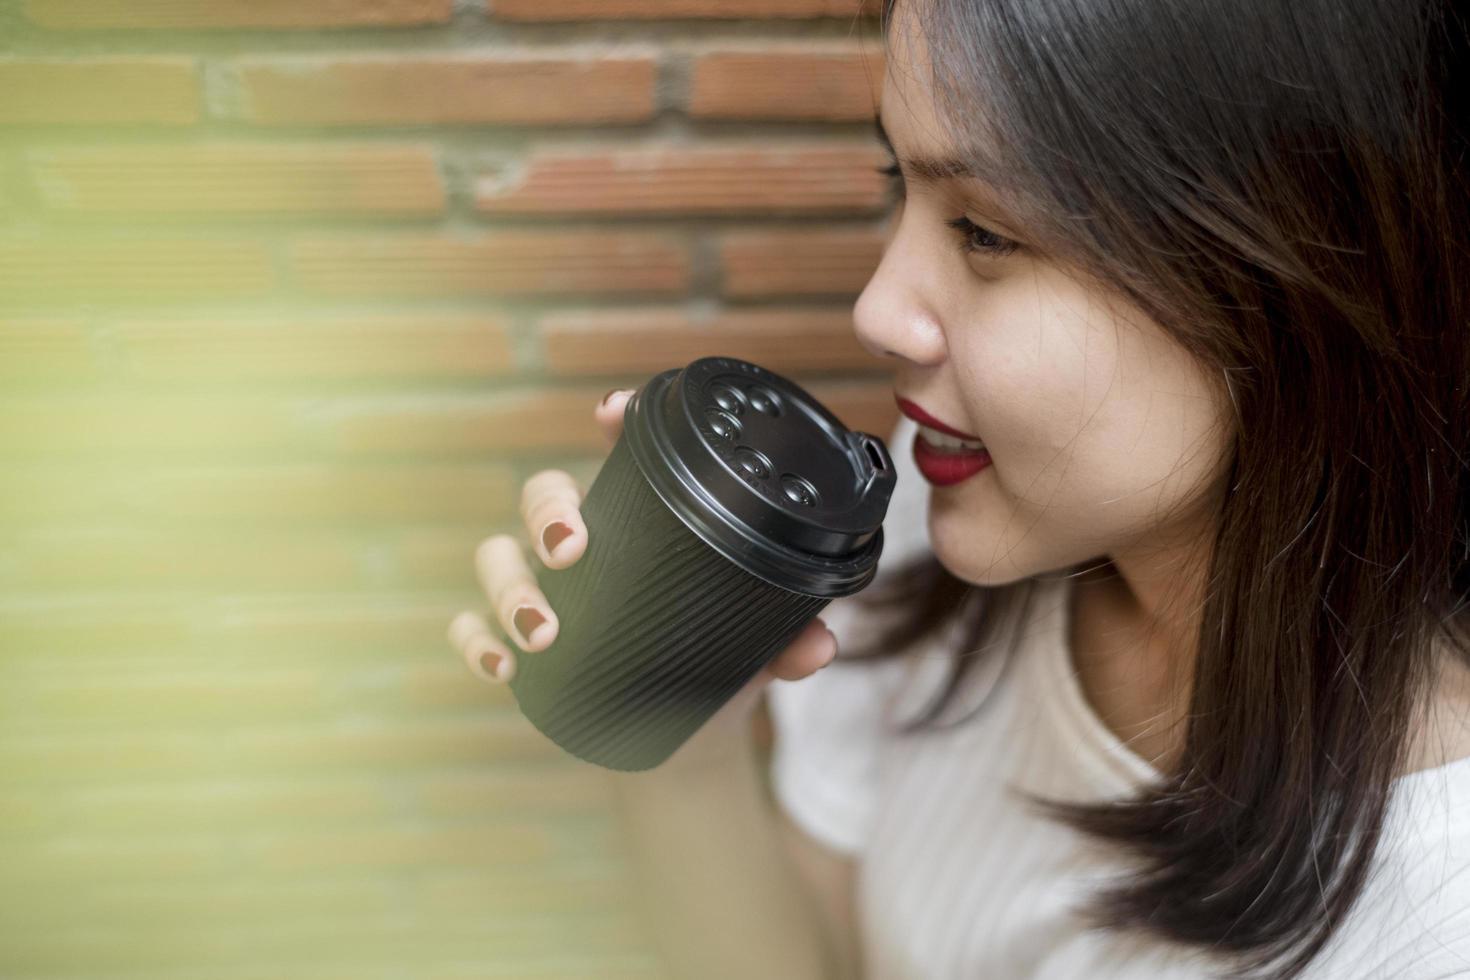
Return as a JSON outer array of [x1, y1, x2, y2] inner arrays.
[[0, 1, 899, 976]]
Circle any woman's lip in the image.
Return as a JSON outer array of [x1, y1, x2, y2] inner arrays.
[[894, 395, 983, 441], [912, 433, 992, 486]]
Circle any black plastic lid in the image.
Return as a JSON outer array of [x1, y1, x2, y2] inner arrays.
[[621, 357, 897, 597]]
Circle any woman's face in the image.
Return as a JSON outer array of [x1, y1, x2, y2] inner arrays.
[[854, 14, 1234, 588]]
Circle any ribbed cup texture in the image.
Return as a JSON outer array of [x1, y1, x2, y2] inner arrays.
[[510, 433, 829, 771]]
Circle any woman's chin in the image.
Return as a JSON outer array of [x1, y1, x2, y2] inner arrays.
[[928, 532, 1032, 589]]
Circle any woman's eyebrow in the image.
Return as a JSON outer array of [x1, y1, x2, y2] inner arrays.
[[873, 110, 1031, 233], [874, 111, 984, 185]]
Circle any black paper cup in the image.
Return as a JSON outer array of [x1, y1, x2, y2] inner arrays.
[[508, 356, 897, 771]]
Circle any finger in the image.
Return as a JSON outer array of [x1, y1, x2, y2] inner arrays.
[[766, 617, 838, 682], [521, 469, 588, 568], [447, 609, 516, 683], [473, 534, 559, 654], [595, 388, 634, 449]]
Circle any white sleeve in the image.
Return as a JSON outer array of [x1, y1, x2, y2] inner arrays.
[[1309, 768, 1470, 979], [1362, 908, 1470, 979], [1361, 840, 1470, 978], [764, 414, 928, 856]]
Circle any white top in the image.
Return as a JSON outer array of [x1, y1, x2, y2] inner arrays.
[[765, 414, 1470, 979]]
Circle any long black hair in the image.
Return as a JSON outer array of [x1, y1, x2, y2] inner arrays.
[[840, 1, 1470, 976]]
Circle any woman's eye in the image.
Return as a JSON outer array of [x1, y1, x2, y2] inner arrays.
[[873, 162, 1020, 260], [944, 215, 1021, 259]]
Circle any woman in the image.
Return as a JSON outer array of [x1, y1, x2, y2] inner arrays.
[[450, 0, 1470, 976]]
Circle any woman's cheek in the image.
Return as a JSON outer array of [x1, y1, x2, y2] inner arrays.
[[974, 372, 1077, 463]]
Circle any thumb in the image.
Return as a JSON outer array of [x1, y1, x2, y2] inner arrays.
[[766, 617, 838, 681], [595, 388, 635, 449]]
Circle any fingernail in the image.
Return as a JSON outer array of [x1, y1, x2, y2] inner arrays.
[[541, 521, 573, 556], [513, 606, 547, 646], [479, 650, 504, 680], [601, 387, 625, 406]]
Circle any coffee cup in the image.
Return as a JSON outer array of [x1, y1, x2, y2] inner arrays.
[[508, 356, 897, 771]]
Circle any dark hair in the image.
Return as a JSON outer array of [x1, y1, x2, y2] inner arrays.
[[840, 0, 1470, 977]]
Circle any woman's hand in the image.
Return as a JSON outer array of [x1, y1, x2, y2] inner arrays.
[[447, 388, 839, 757]]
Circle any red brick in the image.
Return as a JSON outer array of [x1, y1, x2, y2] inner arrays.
[[0, 237, 274, 303], [321, 380, 897, 456], [689, 47, 884, 121], [24, 0, 452, 29], [115, 313, 515, 380], [475, 142, 887, 217], [321, 379, 887, 452], [233, 53, 658, 126], [0, 57, 199, 125], [324, 386, 618, 456], [0, 317, 99, 379], [492, 0, 875, 20], [26, 143, 444, 215], [811, 379, 901, 437], [541, 306, 887, 376], [289, 231, 690, 298], [718, 227, 884, 297]]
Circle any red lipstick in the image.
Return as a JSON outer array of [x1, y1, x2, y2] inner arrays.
[[911, 437, 991, 485], [894, 395, 984, 440], [894, 393, 991, 486]]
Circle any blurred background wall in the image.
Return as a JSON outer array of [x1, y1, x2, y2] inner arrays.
[[0, 1, 899, 976]]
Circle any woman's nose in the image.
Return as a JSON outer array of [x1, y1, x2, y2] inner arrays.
[[851, 215, 947, 368]]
